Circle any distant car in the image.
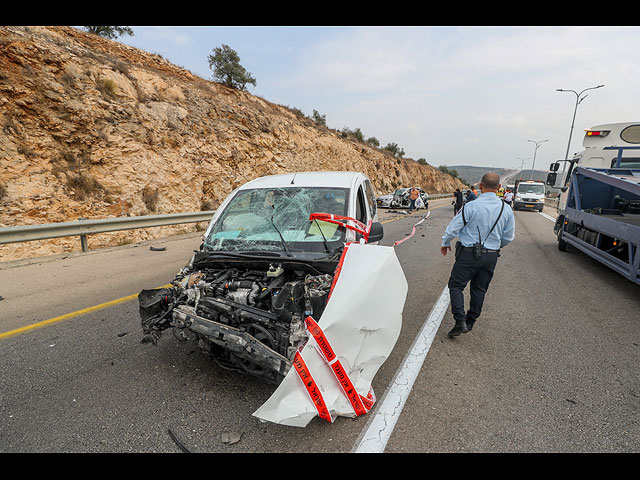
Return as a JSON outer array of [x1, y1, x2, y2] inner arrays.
[[390, 187, 429, 209], [376, 193, 393, 208]]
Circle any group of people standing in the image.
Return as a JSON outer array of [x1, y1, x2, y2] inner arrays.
[[453, 185, 514, 215]]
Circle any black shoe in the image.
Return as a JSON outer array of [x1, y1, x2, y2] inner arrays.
[[466, 319, 475, 331], [448, 322, 469, 337]]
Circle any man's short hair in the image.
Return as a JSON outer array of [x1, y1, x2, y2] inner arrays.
[[480, 172, 500, 190]]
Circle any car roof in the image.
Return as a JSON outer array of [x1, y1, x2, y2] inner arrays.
[[239, 171, 364, 189]]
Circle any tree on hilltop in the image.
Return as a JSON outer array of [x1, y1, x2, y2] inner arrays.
[[208, 44, 256, 91], [384, 142, 405, 158], [312, 110, 326, 126], [84, 26, 134, 39]]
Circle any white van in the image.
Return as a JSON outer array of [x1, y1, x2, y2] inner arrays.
[[513, 181, 546, 212]]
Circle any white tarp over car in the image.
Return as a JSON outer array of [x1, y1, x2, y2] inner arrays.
[[253, 242, 408, 427]]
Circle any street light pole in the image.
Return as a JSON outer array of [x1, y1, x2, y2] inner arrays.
[[516, 157, 529, 173], [556, 84, 605, 180], [527, 139, 548, 180]]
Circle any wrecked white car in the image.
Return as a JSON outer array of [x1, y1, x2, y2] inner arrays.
[[390, 187, 429, 209], [139, 171, 408, 426], [376, 193, 393, 208]]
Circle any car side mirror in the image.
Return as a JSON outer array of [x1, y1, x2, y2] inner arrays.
[[367, 222, 384, 243], [550, 162, 560, 172], [546, 172, 557, 186]]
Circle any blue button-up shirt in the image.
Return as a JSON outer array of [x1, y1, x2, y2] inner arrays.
[[441, 192, 515, 250]]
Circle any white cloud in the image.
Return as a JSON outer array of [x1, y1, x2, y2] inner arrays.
[[473, 114, 528, 127], [136, 26, 191, 47]]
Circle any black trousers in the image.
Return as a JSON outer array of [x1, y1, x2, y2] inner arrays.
[[447, 247, 499, 325]]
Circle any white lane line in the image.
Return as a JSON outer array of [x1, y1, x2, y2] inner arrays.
[[538, 211, 556, 222], [353, 285, 450, 453]]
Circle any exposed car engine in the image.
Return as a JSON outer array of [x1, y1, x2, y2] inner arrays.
[[139, 255, 335, 384]]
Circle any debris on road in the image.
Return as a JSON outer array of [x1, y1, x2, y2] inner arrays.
[[221, 432, 243, 445], [167, 428, 192, 453]]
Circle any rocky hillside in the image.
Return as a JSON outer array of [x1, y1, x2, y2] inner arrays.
[[0, 26, 466, 261]]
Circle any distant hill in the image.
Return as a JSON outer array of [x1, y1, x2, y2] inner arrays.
[[444, 165, 516, 186], [502, 169, 549, 185]]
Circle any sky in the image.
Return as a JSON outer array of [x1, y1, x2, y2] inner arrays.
[[112, 26, 640, 171]]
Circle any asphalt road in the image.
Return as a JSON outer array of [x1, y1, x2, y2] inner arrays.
[[1, 197, 638, 453]]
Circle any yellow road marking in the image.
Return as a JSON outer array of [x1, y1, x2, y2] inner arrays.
[[0, 284, 172, 340], [1, 199, 453, 341]]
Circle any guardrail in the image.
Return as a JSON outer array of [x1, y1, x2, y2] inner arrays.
[[0, 192, 458, 253], [0, 211, 216, 252]]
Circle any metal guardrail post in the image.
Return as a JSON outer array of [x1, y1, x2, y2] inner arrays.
[[78, 218, 88, 252]]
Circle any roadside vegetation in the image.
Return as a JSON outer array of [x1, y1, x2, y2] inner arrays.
[[82, 27, 461, 180]]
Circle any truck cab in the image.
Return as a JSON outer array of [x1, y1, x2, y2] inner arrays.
[[547, 122, 640, 212]]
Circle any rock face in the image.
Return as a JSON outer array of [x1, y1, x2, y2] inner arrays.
[[0, 26, 465, 261]]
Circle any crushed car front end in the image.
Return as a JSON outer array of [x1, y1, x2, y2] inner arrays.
[[139, 179, 356, 384], [140, 251, 338, 384]]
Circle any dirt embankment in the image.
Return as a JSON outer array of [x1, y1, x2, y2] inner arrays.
[[0, 26, 465, 261]]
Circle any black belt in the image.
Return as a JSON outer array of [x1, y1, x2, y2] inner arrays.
[[460, 245, 499, 253]]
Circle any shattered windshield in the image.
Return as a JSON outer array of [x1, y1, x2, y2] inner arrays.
[[204, 187, 349, 253]]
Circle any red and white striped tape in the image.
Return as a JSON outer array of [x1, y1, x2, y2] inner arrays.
[[392, 210, 430, 247], [294, 315, 376, 422]]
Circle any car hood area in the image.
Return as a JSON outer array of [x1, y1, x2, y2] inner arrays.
[[253, 242, 407, 426]]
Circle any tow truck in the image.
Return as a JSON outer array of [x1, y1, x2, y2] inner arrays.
[[547, 122, 640, 284]]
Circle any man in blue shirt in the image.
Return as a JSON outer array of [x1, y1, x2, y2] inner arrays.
[[465, 189, 477, 202], [440, 172, 515, 337]]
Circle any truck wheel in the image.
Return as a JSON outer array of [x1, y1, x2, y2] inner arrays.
[[558, 227, 567, 251]]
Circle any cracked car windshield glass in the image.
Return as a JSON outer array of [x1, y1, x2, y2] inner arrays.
[[204, 187, 349, 252]]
